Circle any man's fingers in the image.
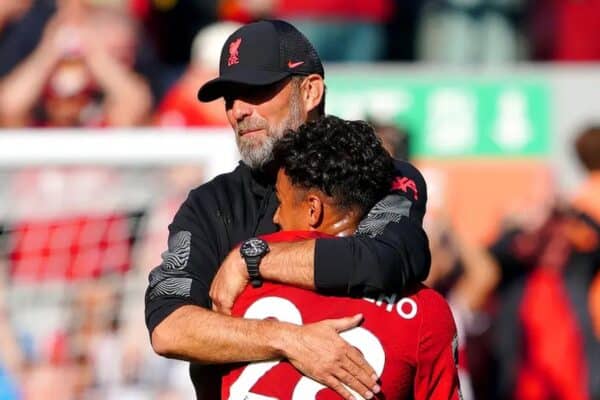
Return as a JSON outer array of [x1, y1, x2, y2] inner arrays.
[[323, 375, 356, 400], [345, 346, 379, 387], [325, 314, 363, 333], [334, 368, 374, 399]]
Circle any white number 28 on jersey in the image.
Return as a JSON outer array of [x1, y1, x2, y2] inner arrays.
[[227, 296, 386, 400]]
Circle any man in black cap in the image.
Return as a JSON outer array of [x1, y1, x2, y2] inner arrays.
[[145, 20, 430, 399]]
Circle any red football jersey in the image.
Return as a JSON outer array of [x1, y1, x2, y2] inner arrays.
[[221, 231, 462, 400]]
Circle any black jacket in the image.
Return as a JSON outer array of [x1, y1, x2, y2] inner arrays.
[[145, 159, 430, 333]]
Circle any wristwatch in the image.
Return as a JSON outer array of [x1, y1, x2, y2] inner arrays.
[[240, 237, 269, 288]]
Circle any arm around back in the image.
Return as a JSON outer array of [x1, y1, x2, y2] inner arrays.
[[314, 159, 431, 296]]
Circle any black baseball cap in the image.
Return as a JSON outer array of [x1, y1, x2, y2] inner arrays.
[[197, 19, 324, 102]]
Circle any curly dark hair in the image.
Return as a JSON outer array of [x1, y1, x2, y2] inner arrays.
[[273, 115, 394, 215]]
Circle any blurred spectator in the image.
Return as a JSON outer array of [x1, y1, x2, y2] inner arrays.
[[385, 0, 424, 60], [572, 125, 600, 345], [130, 0, 220, 99], [525, 0, 559, 60], [485, 134, 597, 399], [0, 2, 152, 127], [489, 206, 600, 400], [221, 0, 392, 61], [555, 0, 600, 61], [424, 211, 499, 400], [279, 0, 393, 61], [133, 0, 218, 67], [20, 361, 81, 400], [572, 125, 600, 223], [528, 0, 600, 61], [0, 1, 33, 37], [417, 0, 525, 64], [0, 0, 41, 77], [369, 119, 411, 160], [154, 21, 241, 127]]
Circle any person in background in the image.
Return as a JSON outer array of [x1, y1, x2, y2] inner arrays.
[[154, 21, 241, 127], [0, 0, 32, 38], [219, 0, 393, 62], [572, 125, 600, 223], [487, 126, 600, 400], [0, 0, 37, 77], [369, 118, 411, 160], [554, 0, 600, 61], [572, 124, 600, 371], [417, 0, 525, 64], [424, 212, 500, 400], [131, 0, 219, 70], [0, 3, 151, 127]]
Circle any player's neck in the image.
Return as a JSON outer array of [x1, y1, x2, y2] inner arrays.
[[319, 211, 360, 237]]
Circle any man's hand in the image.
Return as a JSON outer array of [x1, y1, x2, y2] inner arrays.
[[210, 247, 248, 315], [284, 314, 381, 400]]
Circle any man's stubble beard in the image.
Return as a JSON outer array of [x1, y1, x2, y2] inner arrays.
[[235, 87, 305, 170]]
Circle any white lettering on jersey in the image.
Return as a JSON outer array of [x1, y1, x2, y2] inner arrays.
[[363, 294, 418, 320]]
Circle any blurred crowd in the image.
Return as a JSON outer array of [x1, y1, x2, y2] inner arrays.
[[0, 0, 599, 399], [1, 0, 600, 129], [0, 163, 203, 399]]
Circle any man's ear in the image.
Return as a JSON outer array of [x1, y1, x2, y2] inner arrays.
[[301, 74, 324, 115], [306, 193, 324, 228]]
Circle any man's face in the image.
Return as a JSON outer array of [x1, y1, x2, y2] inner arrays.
[[273, 169, 310, 231], [224, 78, 306, 169], [44, 59, 92, 126]]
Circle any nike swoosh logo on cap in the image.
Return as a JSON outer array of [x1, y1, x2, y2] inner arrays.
[[288, 60, 304, 68]]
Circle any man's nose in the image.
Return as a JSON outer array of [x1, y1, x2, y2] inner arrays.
[[231, 99, 253, 121]]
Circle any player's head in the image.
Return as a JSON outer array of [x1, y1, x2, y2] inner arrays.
[[575, 125, 600, 173], [272, 115, 394, 235], [197, 20, 326, 170]]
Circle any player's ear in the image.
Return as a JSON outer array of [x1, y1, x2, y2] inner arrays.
[[306, 193, 324, 228], [301, 74, 324, 115]]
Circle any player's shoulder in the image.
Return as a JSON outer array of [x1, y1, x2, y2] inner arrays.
[[411, 284, 455, 326]]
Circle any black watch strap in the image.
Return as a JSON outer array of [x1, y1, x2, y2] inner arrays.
[[240, 238, 268, 288], [246, 256, 262, 288]]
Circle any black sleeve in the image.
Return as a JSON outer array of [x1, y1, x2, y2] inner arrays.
[[144, 187, 226, 335], [314, 159, 431, 296]]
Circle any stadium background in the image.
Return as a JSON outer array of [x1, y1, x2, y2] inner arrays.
[[0, 0, 599, 399]]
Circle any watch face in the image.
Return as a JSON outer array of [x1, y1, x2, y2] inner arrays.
[[240, 238, 268, 257]]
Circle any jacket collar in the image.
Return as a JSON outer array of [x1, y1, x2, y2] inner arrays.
[[238, 161, 276, 197]]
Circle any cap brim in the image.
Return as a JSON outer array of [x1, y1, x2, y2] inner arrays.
[[197, 70, 292, 102]]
